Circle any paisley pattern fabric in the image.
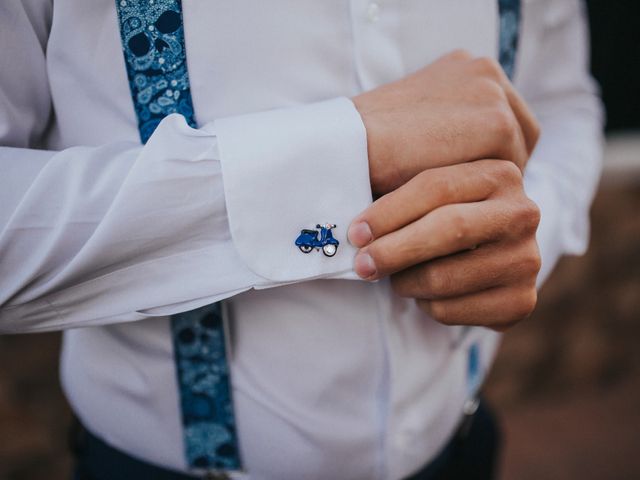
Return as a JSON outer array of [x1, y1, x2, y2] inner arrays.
[[115, 0, 197, 143], [115, 0, 242, 472], [171, 304, 242, 470], [498, 0, 522, 79]]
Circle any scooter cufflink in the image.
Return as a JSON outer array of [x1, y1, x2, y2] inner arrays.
[[295, 223, 339, 257]]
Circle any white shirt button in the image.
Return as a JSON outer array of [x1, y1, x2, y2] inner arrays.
[[366, 2, 381, 23]]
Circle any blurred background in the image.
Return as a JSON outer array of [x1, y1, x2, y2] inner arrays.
[[489, 1, 640, 478], [1, 1, 638, 479]]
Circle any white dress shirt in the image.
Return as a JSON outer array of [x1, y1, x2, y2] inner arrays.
[[0, 1, 603, 479]]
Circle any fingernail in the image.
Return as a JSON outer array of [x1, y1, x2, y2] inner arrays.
[[348, 221, 373, 247], [354, 251, 377, 279]]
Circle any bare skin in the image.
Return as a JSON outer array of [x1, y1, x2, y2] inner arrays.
[[350, 51, 541, 329]]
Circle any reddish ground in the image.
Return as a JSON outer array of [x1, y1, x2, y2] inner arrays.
[[1, 183, 639, 479]]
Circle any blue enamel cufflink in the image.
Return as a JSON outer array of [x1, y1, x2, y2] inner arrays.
[[295, 223, 339, 257]]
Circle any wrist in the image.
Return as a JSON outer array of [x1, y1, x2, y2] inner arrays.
[[352, 94, 396, 195]]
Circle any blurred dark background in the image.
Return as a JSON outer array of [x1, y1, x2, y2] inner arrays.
[[586, 0, 640, 131], [1, 2, 639, 479]]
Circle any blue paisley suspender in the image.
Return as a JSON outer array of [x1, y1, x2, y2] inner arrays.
[[115, 0, 197, 143], [498, 0, 521, 80], [115, 0, 243, 473]]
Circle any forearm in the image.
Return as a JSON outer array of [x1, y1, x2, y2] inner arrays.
[[1, 99, 372, 333]]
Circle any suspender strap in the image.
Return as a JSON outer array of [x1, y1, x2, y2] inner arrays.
[[498, 0, 522, 79], [171, 303, 243, 471], [115, 0, 243, 472], [116, 0, 197, 143]]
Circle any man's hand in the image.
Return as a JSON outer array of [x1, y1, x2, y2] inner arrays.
[[353, 50, 540, 195], [348, 160, 541, 330]]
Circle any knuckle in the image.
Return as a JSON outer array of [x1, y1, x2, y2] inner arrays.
[[473, 56, 504, 79], [475, 159, 505, 191], [516, 287, 538, 319], [525, 198, 541, 227], [419, 266, 448, 298], [447, 48, 473, 61], [491, 159, 522, 186], [475, 77, 506, 101], [490, 106, 519, 142], [521, 248, 542, 277], [514, 198, 541, 233], [509, 133, 528, 171], [493, 287, 537, 330]]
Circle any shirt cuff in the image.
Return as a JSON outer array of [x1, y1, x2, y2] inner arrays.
[[214, 97, 372, 282]]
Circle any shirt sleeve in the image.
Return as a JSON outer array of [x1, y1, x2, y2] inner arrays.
[[517, 0, 604, 285], [0, 4, 372, 333]]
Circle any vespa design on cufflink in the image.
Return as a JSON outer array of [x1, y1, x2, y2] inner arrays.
[[295, 224, 340, 257]]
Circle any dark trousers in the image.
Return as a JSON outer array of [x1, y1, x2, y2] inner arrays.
[[405, 400, 501, 480], [72, 400, 501, 480]]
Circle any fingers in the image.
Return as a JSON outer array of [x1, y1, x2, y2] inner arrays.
[[350, 153, 541, 331], [349, 160, 529, 253], [348, 160, 506, 247], [354, 199, 511, 280], [350, 161, 539, 280], [390, 238, 541, 299], [416, 283, 538, 330]]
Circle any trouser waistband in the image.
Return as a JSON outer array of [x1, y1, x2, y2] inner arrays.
[[70, 398, 499, 480]]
